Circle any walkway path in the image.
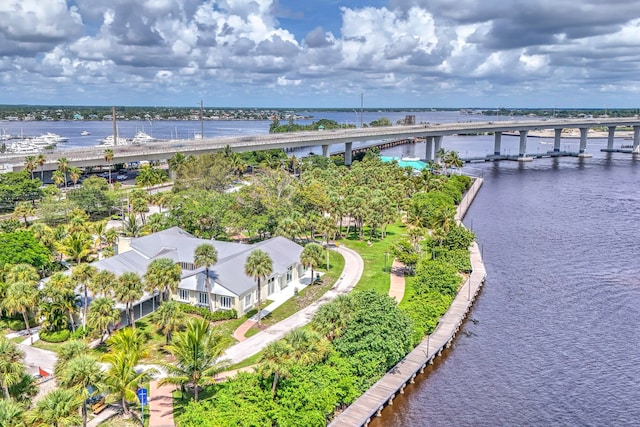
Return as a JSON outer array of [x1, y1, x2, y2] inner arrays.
[[223, 245, 363, 364], [232, 271, 315, 342], [148, 380, 176, 427], [388, 260, 406, 302]]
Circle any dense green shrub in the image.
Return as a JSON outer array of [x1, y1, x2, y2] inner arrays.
[[70, 326, 89, 340], [179, 305, 238, 322], [441, 224, 475, 251], [414, 258, 462, 297], [436, 249, 472, 272], [7, 318, 37, 331], [401, 287, 454, 345], [40, 329, 70, 343]]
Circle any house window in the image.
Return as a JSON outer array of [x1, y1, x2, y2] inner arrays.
[[178, 289, 189, 301], [198, 292, 208, 306], [267, 277, 275, 296], [286, 266, 293, 282], [244, 294, 252, 310], [220, 296, 232, 309], [179, 262, 196, 270]]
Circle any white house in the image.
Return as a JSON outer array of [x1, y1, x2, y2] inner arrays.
[[91, 227, 305, 324]]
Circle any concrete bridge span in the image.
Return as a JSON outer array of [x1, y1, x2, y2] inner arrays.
[[2, 117, 640, 172]]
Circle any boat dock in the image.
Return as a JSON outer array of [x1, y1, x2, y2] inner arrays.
[[329, 178, 487, 427]]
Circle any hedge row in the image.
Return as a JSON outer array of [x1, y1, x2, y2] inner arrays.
[[180, 305, 238, 322]]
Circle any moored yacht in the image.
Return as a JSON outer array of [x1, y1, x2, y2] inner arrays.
[[97, 135, 129, 147], [130, 131, 157, 145]]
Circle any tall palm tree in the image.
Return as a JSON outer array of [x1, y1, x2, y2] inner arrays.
[[24, 156, 36, 180], [244, 249, 273, 328], [51, 170, 65, 188], [43, 272, 78, 332], [69, 167, 82, 188], [101, 350, 156, 417], [115, 272, 143, 328], [193, 244, 217, 312], [86, 297, 120, 344], [300, 242, 324, 285], [36, 153, 46, 182], [62, 231, 93, 265], [158, 318, 230, 401], [71, 263, 97, 329], [103, 149, 114, 186], [89, 269, 116, 298], [5, 264, 39, 284], [153, 301, 185, 344], [57, 157, 69, 189], [259, 339, 293, 397], [0, 337, 25, 400], [57, 355, 102, 427], [167, 152, 186, 179], [2, 281, 38, 336], [30, 388, 82, 427], [144, 258, 182, 302]]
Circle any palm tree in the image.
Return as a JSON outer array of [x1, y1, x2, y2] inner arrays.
[[103, 149, 114, 186], [52, 170, 65, 188], [0, 337, 25, 400], [158, 318, 230, 401], [115, 272, 143, 328], [89, 269, 116, 298], [24, 156, 37, 180], [259, 339, 293, 397], [54, 340, 89, 378], [193, 244, 217, 312], [153, 300, 185, 344], [57, 355, 102, 427], [36, 153, 46, 182], [42, 272, 78, 332], [283, 329, 329, 365], [144, 258, 182, 302], [2, 281, 38, 336], [12, 202, 34, 227], [30, 388, 82, 427], [69, 167, 82, 188], [71, 263, 97, 329], [244, 249, 273, 328], [5, 263, 39, 284], [101, 350, 157, 417], [62, 231, 93, 265], [167, 152, 186, 179], [57, 157, 69, 189], [86, 297, 120, 344], [0, 399, 25, 427], [311, 294, 354, 341], [300, 242, 324, 285], [120, 214, 142, 238]]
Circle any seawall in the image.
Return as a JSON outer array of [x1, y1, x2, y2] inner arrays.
[[329, 177, 486, 427]]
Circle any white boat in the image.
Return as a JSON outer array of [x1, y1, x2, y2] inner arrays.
[[81, 130, 90, 136], [36, 132, 68, 143], [130, 131, 157, 145], [6, 139, 39, 153], [96, 135, 129, 147], [401, 156, 421, 161]]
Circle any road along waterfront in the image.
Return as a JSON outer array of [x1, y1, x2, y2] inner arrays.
[[375, 151, 640, 426]]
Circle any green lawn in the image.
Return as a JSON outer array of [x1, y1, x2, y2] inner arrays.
[[243, 249, 344, 338], [340, 222, 408, 294]]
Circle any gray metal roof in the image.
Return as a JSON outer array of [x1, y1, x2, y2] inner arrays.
[[92, 227, 304, 298]]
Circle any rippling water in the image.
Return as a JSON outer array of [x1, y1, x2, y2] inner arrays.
[[374, 152, 640, 426]]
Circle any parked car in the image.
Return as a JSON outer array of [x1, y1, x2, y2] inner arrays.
[[116, 174, 128, 181]]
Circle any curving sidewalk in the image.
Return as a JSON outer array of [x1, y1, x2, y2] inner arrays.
[[223, 245, 364, 365]]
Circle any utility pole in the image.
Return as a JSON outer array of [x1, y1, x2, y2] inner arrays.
[[112, 106, 117, 145], [360, 93, 364, 127], [200, 100, 204, 139]]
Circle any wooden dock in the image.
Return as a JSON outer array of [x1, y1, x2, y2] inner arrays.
[[329, 178, 486, 427]]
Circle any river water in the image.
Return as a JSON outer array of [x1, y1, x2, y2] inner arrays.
[[372, 149, 640, 426], [5, 111, 639, 424]]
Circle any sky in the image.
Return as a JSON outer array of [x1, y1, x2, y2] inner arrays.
[[2, 0, 640, 108]]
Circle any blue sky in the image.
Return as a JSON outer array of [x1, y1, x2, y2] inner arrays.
[[2, 0, 640, 108]]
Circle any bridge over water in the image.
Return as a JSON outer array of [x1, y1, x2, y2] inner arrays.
[[1, 118, 639, 172]]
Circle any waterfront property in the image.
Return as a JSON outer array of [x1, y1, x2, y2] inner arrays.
[[91, 227, 305, 324]]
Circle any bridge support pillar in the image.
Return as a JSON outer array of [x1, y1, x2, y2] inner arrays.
[[322, 144, 330, 158], [517, 130, 532, 161], [607, 126, 616, 151], [345, 142, 353, 166], [554, 128, 563, 152], [425, 137, 434, 162], [493, 132, 501, 156], [434, 136, 443, 162], [578, 127, 592, 157], [633, 126, 640, 154]]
